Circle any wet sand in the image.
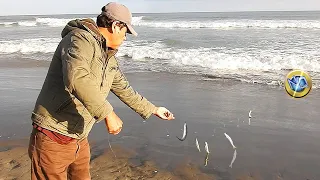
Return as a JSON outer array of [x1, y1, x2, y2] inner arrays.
[[0, 64, 320, 180]]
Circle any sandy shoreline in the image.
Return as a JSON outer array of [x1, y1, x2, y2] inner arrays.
[[0, 65, 320, 180], [0, 140, 283, 180], [0, 142, 218, 180]]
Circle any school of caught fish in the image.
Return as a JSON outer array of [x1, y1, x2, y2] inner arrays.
[[106, 109, 254, 173], [168, 110, 254, 168]]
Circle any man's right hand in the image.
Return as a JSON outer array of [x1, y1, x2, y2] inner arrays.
[[104, 111, 123, 135]]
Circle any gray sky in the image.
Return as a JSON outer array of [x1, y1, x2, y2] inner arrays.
[[0, 0, 320, 15]]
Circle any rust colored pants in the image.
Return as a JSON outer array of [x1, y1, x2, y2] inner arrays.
[[28, 128, 91, 180]]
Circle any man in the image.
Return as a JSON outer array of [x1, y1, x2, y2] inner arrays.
[[28, 2, 174, 179]]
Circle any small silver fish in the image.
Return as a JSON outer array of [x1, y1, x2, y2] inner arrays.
[[229, 149, 237, 168], [249, 110, 252, 118], [195, 138, 201, 152], [204, 153, 209, 166], [205, 141, 210, 153], [177, 122, 187, 141], [224, 133, 236, 149], [166, 128, 170, 137]]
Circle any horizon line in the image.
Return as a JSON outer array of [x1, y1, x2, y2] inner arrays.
[[1, 9, 320, 17]]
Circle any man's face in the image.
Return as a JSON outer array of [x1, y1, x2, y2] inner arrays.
[[109, 22, 127, 49]]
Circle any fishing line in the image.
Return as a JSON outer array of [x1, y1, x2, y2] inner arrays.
[[107, 133, 122, 174], [108, 133, 117, 158]]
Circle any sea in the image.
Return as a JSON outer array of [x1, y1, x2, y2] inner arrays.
[[0, 11, 320, 87], [1, 11, 320, 180]]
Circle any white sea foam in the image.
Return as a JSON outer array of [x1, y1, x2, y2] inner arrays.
[[0, 38, 60, 54], [1, 38, 319, 74], [2, 17, 320, 29], [0, 16, 144, 28], [118, 41, 320, 72], [35, 18, 75, 27], [133, 19, 320, 29], [17, 21, 37, 27], [0, 22, 16, 27], [131, 16, 144, 24]]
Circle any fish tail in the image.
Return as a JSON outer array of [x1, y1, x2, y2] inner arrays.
[[176, 136, 184, 141]]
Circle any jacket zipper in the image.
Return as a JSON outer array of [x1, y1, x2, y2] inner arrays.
[[100, 50, 115, 88]]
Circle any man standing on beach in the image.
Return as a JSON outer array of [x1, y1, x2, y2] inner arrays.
[[28, 2, 174, 180]]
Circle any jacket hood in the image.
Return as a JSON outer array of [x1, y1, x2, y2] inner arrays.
[[61, 18, 105, 43]]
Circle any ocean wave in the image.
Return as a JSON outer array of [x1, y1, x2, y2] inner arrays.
[[0, 16, 144, 28], [0, 22, 17, 27], [132, 19, 320, 29], [17, 21, 37, 27], [1, 38, 319, 73], [118, 41, 320, 72], [35, 18, 75, 27], [1, 17, 320, 29], [0, 38, 60, 54]]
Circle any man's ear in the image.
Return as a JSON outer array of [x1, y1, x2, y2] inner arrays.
[[111, 21, 120, 34]]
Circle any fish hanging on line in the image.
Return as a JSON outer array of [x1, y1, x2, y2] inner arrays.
[[248, 110, 252, 125], [204, 153, 209, 167], [205, 141, 210, 154], [166, 128, 170, 137], [229, 149, 237, 168], [224, 133, 236, 149], [176, 122, 187, 141], [195, 138, 201, 152]]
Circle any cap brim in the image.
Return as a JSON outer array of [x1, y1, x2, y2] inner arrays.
[[126, 24, 138, 37]]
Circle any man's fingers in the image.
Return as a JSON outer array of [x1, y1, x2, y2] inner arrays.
[[109, 127, 122, 135], [163, 111, 174, 120], [109, 131, 119, 135], [114, 128, 122, 135]]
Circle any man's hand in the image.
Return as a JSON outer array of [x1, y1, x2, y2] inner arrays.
[[105, 111, 123, 135], [153, 107, 175, 120]]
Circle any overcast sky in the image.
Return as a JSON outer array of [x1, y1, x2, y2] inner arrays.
[[0, 0, 320, 15]]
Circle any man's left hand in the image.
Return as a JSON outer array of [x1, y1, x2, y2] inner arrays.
[[153, 107, 175, 120]]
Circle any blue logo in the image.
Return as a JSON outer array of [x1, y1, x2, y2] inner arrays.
[[287, 75, 308, 92]]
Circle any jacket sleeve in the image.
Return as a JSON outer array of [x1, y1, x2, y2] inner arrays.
[[111, 65, 156, 120], [61, 32, 113, 121]]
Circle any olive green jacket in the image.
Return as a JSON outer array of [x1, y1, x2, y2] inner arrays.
[[31, 19, 156, 139]]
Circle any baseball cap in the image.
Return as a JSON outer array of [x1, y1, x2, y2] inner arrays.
[[101, 2, 137, 36]]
